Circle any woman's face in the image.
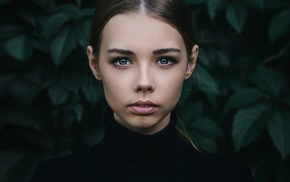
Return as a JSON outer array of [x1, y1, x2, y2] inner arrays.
[[88, 13, 198, 134]]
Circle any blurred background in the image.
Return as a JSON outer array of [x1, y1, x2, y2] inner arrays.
[[0, 0, 289, 181]]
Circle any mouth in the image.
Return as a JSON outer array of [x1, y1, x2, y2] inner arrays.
[[129, 101, 157, 115]]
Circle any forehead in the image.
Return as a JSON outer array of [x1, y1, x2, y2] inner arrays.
[[100, 13, 185, 51]]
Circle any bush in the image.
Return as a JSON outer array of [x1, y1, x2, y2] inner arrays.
[[0, 0, 289, 181]]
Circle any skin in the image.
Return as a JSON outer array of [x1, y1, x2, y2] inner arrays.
[[87, 13, 198, 134]]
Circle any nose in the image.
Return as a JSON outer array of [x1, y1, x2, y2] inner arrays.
[[134, 65, 155, 93]]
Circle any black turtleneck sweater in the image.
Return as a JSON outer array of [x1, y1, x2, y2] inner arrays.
[[31, 110, 253, 182]]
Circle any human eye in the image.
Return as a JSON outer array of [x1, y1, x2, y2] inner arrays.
[[156, 57, 177, 67], [112, 57, 132, 68]]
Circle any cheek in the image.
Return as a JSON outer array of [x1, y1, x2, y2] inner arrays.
[[101, 72, 133, 102], [156, 72, 185, 99]]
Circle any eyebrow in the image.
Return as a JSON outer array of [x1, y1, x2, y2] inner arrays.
[[107, 48, 134, 55], [107, 48, 181, 55], [153, 48, 181, 55]]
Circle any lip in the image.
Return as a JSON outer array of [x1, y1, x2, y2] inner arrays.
[[129, 100, 157, 115]]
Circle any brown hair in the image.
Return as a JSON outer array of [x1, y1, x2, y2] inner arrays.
[[89, 0, 199, 150], [90, 0, 196, 58]]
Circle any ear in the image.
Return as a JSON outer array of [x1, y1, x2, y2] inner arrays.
[[185, 45, 199, 79], [87, 46, 102, 80]]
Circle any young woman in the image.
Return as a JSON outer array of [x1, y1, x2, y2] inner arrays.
[[31, 0, 253, 181]]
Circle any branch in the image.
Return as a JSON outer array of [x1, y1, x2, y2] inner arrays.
[[261, 41, 290, 64]]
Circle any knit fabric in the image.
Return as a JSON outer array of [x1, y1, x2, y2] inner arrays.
[[31, 110, 253, 182]]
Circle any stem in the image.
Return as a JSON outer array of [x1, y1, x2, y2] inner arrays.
[[262, 41, 290, 64]]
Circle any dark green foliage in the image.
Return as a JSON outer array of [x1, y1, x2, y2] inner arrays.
[[0, 0, 289, 181]]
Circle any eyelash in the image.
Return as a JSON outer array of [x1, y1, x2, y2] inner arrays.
[[112, 57, 132, 69], [156, 57, 177, 68], [111, 56, 178, 69]]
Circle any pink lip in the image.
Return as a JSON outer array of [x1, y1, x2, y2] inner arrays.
[[130, 101, 157, 115]]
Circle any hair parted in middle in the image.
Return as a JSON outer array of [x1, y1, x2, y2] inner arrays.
[[90, 0, 196, 59]]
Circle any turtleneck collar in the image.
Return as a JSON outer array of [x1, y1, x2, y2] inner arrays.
[[98, 109, 192, 166]]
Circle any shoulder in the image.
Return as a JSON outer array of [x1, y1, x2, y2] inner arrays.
[[184, 149, 253, 182], [30, 145, 101, 182]]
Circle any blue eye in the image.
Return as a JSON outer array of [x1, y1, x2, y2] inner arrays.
[[157, 57, 176, 66], [114, 58, 131, 66]]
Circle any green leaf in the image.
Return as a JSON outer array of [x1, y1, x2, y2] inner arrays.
[[282, 96, 290, 107], [244, 0, 264, 11], [254, 152, 281, 182], [32, 0, 55, 10], [81, 77, 101, 106], [16, 9, 38, 27], [48, 82, 69, 106], [39, 61, 57, 89], [24, 63, 42, 85], [77, 20, 91, 47], [43, 13, 70, 39], [81, 129, 104, 146], [61, 70, 83, 94], [268, 108, 290, 159], [0, 74, 16, 88], [0, 0, 11, 5], [68, 104, 84, 122], [4, 35, 33, 61], [228, 71, 248, 91], [0, 78, 12, 97], [206, 93, 220, 112], [79, 8, 95, 18], [225, 88, 265, 111], [276, 159, 290, 182], [0, 150, 32, 182], [75, 0, 82, 6], [189, 132, 218, 152], [0, 25, 25, 39], [189, 118, 224, 138], [265, 0, 290, 10], [10, 79, 38, 106], [186, 117, 222, 152], [280, 43, 290, 66], [226, 2, 247, 33], [179, 75, 195, 105], [58, 4, 79, 20], [207, 0, 227, 19], [50, 28, 78, 67], [268, 10, 290, 41], [0, 107, 40, 129], [0, 150, 47, 182], [193, 65, 219, 94], [181, 100, 203, 124], [251, 66, 287, 98], [232, 56, 259, 71], [232, 104, 269, 150], [200, 48, 230, 69], [186, 0, 207, 5], [215, 49, 230, 68]]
